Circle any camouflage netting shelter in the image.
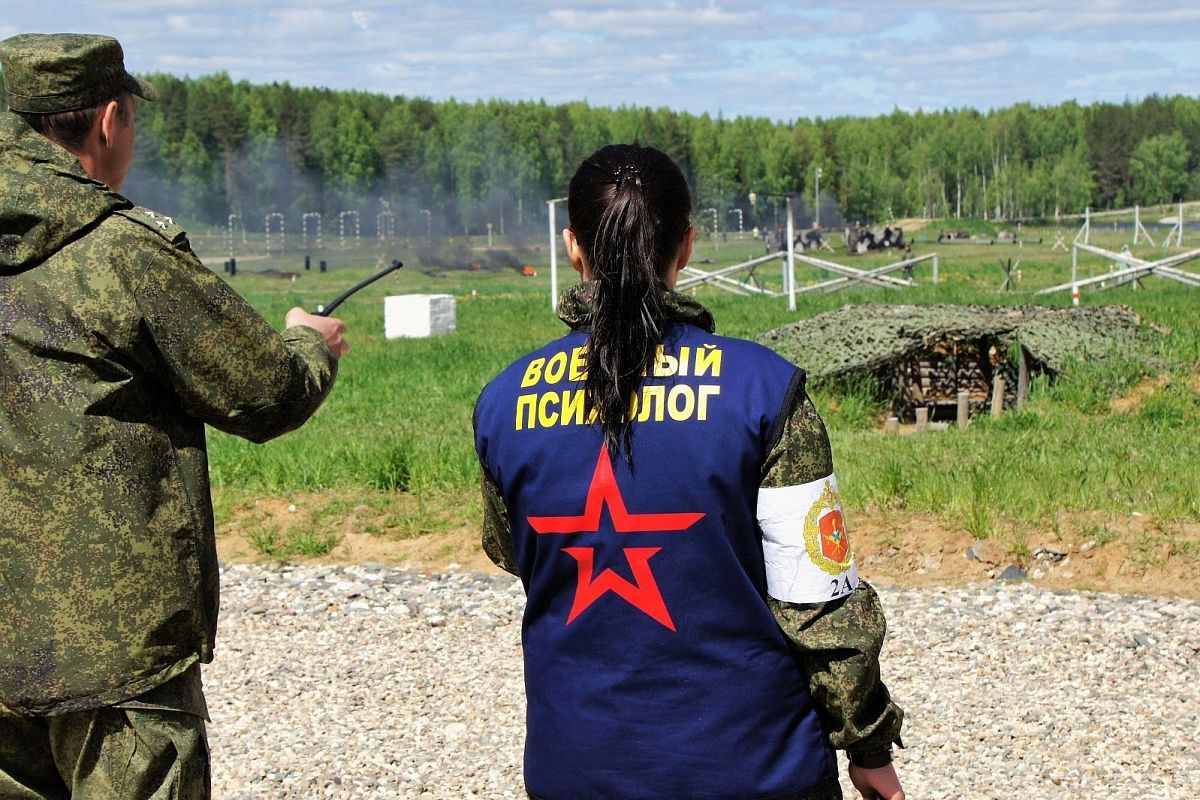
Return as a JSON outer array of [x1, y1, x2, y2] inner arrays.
[[757, 304, 1151, 418]]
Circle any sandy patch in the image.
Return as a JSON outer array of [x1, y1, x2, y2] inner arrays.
[[850, 509, 1199, 599], [215, 490, 1199, 599], [1111, 374, 1172, 414]]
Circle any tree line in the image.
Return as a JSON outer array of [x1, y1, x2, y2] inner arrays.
[[4, 73, 1198, 233]]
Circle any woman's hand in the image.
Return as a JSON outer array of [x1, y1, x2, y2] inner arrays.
[[848, 763, 904, 800]]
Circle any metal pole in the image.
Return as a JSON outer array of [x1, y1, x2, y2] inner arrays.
[[814, 167, 822, 228], [932, 253, 940, 284], [227, 214, 238, 259], [548, 200, 558, 312], [1071, 244, 1080, 306], [1134, 205, 1140, 245], [786, 195, 796, 311]]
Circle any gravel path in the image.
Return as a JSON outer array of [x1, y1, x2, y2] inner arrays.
[[207, 563, 1200, 799]]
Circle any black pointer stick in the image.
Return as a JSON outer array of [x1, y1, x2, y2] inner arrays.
[[314, 260, 404, 316]]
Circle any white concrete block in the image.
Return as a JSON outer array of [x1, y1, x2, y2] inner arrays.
[[384, 294, 456, 339]]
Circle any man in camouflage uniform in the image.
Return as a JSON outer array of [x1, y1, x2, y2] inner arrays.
[[0, 34, 348, 798]]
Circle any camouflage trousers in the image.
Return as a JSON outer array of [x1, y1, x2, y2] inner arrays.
[[0, 667, 209, 800]]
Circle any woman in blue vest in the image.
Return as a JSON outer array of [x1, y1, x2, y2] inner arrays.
[[475, 143, 904, 800]]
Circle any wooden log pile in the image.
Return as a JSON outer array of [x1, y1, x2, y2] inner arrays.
[[896, 338, 997, 409]]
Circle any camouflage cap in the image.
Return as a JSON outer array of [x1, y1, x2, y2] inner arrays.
[[0, 33, 158, 114]]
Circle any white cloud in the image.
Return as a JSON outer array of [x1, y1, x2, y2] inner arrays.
[[859, 40, 1021, 67], [1, 1, 1196, 118]]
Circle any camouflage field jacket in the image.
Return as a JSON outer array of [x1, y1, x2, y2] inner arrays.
[[481, 283, 904, 760], [0, 113, 337, 715]]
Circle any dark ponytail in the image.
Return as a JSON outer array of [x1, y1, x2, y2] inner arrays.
[[566, 144, 693, 459]]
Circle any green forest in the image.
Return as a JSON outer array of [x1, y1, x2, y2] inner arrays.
[[6, 73, 1199, 233]]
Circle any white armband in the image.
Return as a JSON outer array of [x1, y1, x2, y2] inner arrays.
[[757, 473, 858, 603]]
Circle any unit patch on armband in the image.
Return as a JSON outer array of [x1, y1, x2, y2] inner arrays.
[[757, 474, 859, 603], [805, 481, 851, 574]]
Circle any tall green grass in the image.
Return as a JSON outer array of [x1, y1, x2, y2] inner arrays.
[[203, 230, 1200, 537]]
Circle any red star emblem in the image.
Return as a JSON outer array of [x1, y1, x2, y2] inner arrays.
[[528, 447, 704, 631]]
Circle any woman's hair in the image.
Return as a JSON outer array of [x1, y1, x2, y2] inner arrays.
[[566, 143, 693, 459]]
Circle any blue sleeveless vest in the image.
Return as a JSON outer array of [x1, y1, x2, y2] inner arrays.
[[475, 320, 836, 800]]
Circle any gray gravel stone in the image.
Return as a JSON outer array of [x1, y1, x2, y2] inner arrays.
[[207, 564, 1200, 799], [997, 564, 1029, 581]]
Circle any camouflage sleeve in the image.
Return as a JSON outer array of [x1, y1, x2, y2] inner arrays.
[[768, 586, 904, 755], [761, 383, 833, 485], [762, 383, 904, 755], [480, 468, 519, 576], [129, 238, 337, 443]]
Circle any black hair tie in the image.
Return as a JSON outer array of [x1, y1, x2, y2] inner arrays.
[[614, 164, 642, 190]]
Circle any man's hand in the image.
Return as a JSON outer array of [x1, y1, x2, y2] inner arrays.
[[285, 307, 349, 358], [848, 763, 904, 800]]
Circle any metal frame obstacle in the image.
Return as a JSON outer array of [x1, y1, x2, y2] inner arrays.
[[789, 251, 934, 293], [1159, 203, 1186, 248], [1132, 205, 1157, 247], [1038, 241, 1200, 299], [1074, 203, 1187, 250], [676, 252, 786, 296], [675, 250, 939, 299], [1074, 207, 1091, 246], [545, 191, 931, 314]]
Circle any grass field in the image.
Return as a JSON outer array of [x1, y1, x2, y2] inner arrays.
[[195, 223, 1200, 589]]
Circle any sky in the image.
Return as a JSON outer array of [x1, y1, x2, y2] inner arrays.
[[2, 1, 1199, 120]]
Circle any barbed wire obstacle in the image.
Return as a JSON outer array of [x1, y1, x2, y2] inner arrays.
[[302, 212, 322, 251], [265, 212, 285, 254], [676, 252, 784, 296], [728, 208, 744, 237], [1039, 242, 1200, 298], [377, 212, 396, 242], [998, 258, 1021, 292], [338, 211, 361, 249], [224, 213, 243, 258]]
